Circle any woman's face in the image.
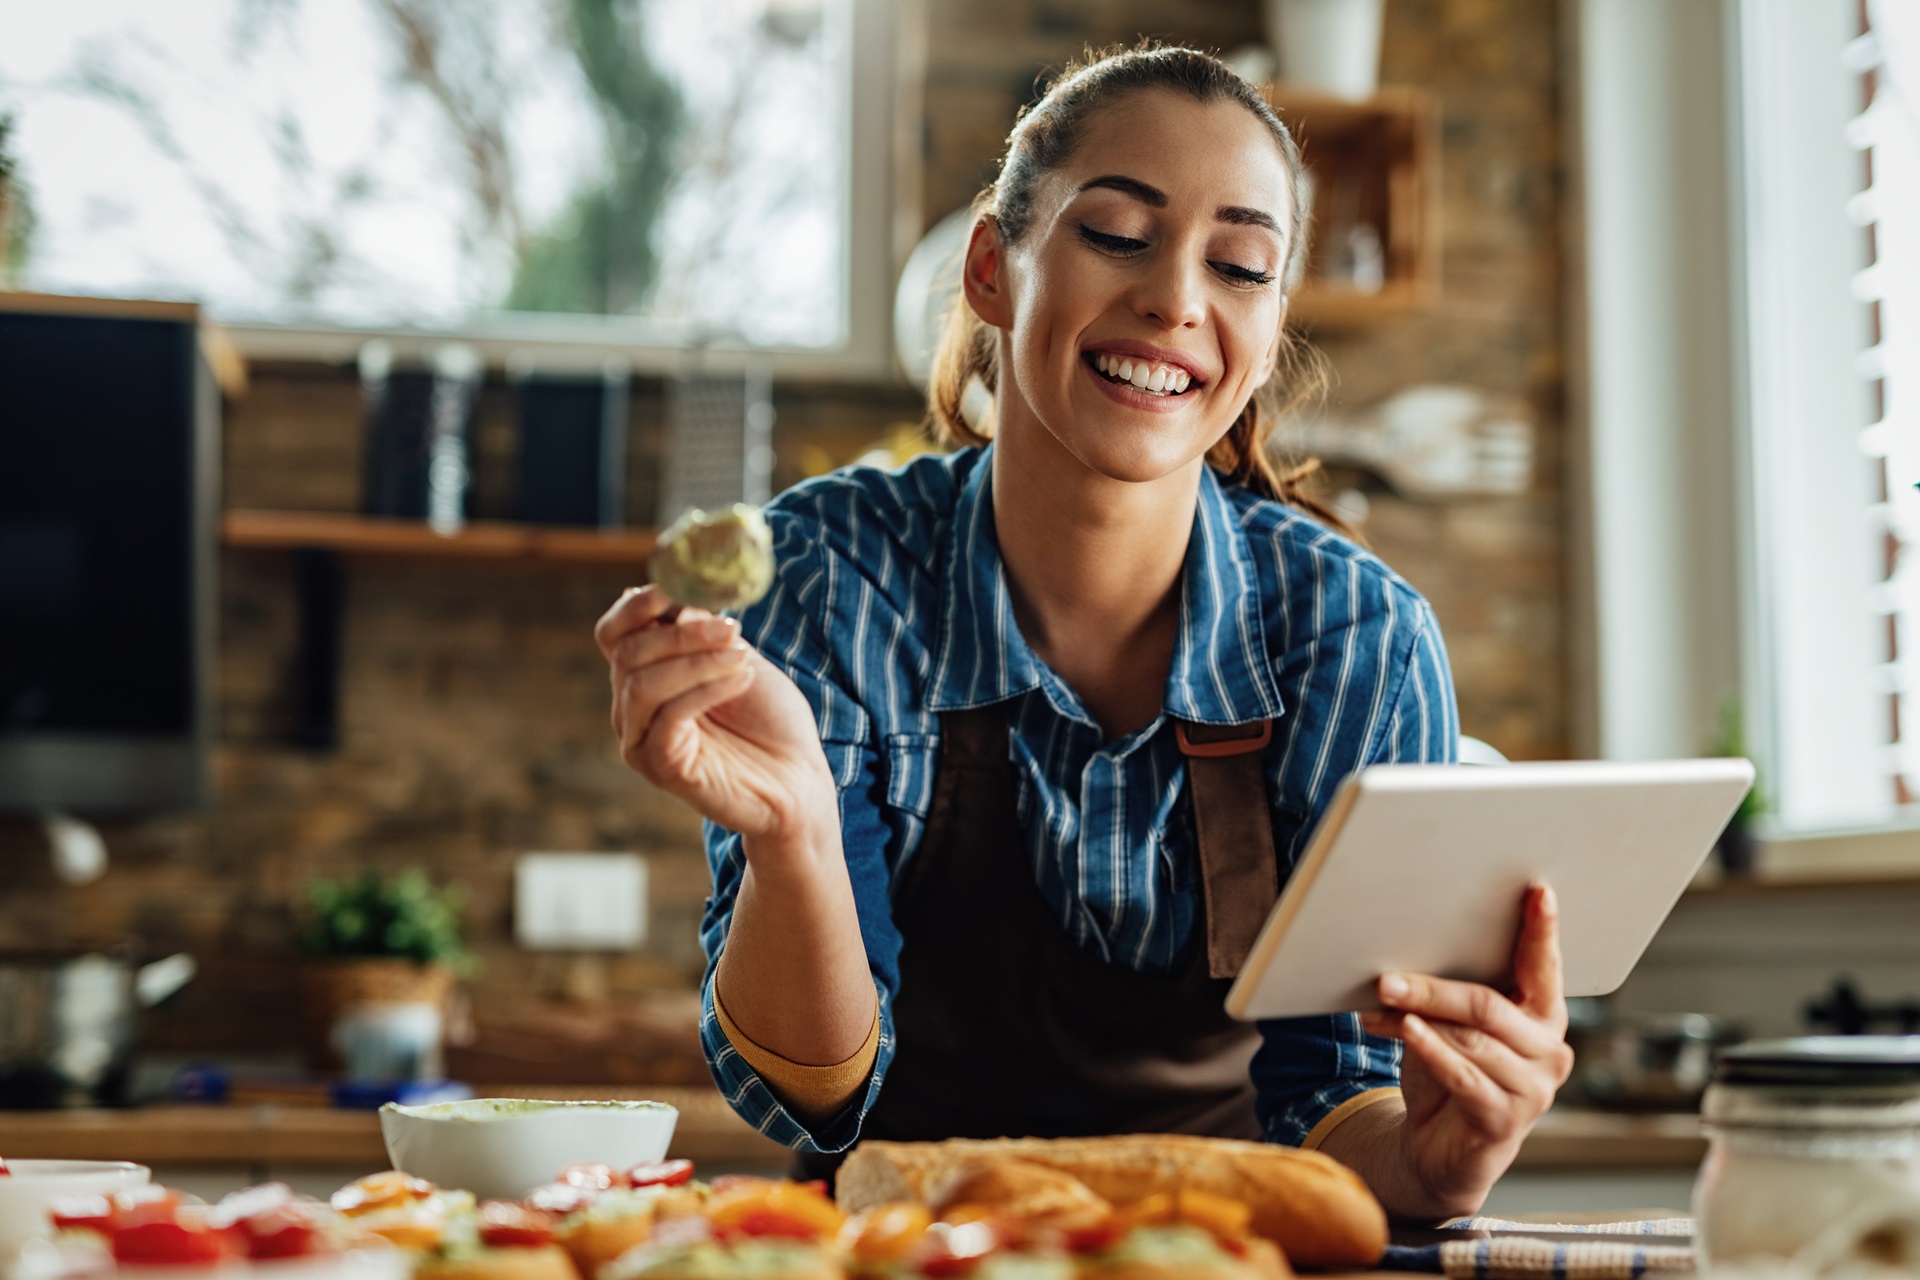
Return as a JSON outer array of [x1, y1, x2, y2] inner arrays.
[[966, 88, 1295, 486]]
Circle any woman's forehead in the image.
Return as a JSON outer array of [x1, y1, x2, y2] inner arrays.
[[1046, 90, 1294, 223]]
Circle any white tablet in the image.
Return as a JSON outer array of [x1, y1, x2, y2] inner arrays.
[[1224, 758, 1755, 1021]]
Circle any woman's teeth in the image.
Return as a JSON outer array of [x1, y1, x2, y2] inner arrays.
[[1090, 352, 1192, 395]]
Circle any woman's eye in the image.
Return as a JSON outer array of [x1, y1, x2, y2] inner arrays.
[[1078, 225, 1147, 254], [1212, 261, 1276, 287]]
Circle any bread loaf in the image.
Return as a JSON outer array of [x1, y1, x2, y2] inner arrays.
[[836, 1136, 1386, 1268]]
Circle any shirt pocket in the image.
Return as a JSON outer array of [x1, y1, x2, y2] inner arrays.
[[881, 733, 938, 821]]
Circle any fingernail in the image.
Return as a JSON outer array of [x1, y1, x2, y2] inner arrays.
[[1538, 883, 1558, 915], [1379, 974, 1410, 1001]]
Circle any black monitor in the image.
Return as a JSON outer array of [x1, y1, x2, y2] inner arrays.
[[0, 296, 218, 811]]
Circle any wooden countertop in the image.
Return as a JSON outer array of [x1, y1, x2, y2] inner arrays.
[[0, 1087, 785, 1168], [0, 1094, 1706, 1171]]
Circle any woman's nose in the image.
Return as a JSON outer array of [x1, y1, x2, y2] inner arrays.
[[1132, 253, 1206, 330]]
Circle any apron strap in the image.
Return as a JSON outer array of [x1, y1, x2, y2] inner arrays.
[[1176, 720, 1280, 980]]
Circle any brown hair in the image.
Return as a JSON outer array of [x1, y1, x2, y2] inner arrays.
[[924, 42, 1347, 532]]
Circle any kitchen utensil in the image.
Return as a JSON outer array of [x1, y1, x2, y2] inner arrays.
[[0, 947, 196, 1108], [380, 1097, 678, 1201], [0, 1160, 149, 1253], [1569, 1010, 1747, 1111]]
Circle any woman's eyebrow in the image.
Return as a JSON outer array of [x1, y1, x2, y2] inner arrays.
[[1077, 175, 1281, 233]]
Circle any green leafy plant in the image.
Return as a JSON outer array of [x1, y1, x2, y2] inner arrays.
[[301, 869, 470, 971], [0, 111, 17, 186], [1704, 697, 1770, 826]]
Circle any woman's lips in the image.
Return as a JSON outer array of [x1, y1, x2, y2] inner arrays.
[[1081, 352, 1197, 413]]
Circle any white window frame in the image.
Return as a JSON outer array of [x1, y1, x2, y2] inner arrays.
[[220, 0, 913, 383], [1568, 0, 1903, 848]]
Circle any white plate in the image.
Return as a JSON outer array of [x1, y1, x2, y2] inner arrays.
[[0, 1159, 150, 1254]]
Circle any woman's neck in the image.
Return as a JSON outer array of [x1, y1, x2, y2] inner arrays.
[[989, 411, 1198, 740]]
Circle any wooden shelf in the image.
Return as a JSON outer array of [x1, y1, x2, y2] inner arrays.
[[223, 510, 657, 566], [1262, 86, 1441, 329]]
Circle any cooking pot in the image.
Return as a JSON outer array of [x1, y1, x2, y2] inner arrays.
[[0, 946, 196, 1108]]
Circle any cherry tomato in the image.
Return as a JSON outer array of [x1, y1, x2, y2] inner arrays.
[[558, 1163, 624, 1191], [624, 1160, 695, 1189], [242, 1206, 328, 1260], [524, 1183, 596, 1216], [478, 1202, 556, 1249], [213, 1183, 294, 1229], [48, 1194, 116, 1235], [111, 1220, 238, 1265]]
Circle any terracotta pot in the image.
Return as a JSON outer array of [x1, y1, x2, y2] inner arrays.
[[298, 958, 454, 1074]]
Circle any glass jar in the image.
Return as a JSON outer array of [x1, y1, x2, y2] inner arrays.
[[1694, 1037, 1920, 1267]]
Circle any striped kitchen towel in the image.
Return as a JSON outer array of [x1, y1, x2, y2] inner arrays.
[[1381, 1217, 1696, 1277]]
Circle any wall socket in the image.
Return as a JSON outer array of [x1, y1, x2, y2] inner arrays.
[[514, 853, 647, 950]]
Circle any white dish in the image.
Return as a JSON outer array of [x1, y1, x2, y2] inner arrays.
[[0, 1159, 151, 1254], [379, 1098, 678, 1202], [1226, 758, 1756, 1020]]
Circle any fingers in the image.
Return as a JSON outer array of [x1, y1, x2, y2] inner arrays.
[[1511, 882, 1567, 1023], [1360, 1010, 1546, 1098], [633, 665, 758, 773], [595, 585, 679, 657], [1377, 971, 1561, 1060], [616, 643, 754, 752], [609, 612, 742, 680], [1396, 1013, 1507, 1118]]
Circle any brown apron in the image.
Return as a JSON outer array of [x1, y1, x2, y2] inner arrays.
[[794, 701, 1280, 1180]]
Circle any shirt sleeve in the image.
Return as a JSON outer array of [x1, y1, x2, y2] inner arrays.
[[696, 515, 908, 1156], [1252, 602, 1459, 1146]]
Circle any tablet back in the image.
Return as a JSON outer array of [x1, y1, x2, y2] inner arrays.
[[1224, 758, 1755, 1021]]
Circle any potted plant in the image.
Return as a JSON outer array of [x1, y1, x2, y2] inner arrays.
[[1704, 699, 1769, 877], [0, 111, 17, 286], [297, 869, 470, 1076]]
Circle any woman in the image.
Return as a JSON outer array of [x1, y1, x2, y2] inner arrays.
[[595, 46, 1573, 1221]]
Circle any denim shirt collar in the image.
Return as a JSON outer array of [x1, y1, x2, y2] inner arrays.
[[926, 447, 1286, 726]]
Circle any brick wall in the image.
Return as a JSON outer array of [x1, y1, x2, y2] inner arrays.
[[0, 0, 1570, 1054]]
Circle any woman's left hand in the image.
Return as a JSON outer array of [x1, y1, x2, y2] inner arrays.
[[1358, 883, 1576, 1217]]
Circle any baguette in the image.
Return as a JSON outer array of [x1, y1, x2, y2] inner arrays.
[[836, 1136, 1385, 1269]]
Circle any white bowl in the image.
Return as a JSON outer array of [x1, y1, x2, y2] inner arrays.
[[378, 1098, 678, 1201], [0, 1159, 150, 1253]]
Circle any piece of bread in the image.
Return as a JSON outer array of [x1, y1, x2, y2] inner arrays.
[[556, 1214, 655, 1278], [416, 1245, 581, 1280], [927, 1158, 1114, 1232], [836, 1137, 1385, 1269]]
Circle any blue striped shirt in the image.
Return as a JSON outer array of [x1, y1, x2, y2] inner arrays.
[[699, 445, 1459, 1155]]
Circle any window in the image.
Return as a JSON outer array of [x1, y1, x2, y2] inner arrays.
[[0, 0, 897, 368], [1855, 1, 1920, 808]]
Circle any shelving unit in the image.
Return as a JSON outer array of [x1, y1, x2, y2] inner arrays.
[[223, 510, 657, 566], [1263, 85, 1441, 329]]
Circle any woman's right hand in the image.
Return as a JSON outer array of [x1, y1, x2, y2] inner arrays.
[[594, 585, 838, 843]]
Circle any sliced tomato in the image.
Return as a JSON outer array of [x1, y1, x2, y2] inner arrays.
[[706, 1175, 773, 1196], [1063, 1216, 1131, 1255], [48, 1194, 116, 1235], [911, 1221, 1000, 1278], [242, 1206, 329, 1260], [523, 1182, 596, 1216], [212, 1183, 294, 1229], [557, 1163, 624, 1191], [623, 1159, 695, 1189], [112, 1186, 185, 1231], [0, 1157, 10, 1176], [840, 1202, 932, 1265], [708, 1181, 844, 1243], [111, 1220, 239, 1265], [478, 1201, 556, 1249], [330, 1171, 434, 1216]]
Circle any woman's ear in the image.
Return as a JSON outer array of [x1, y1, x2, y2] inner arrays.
[[961, 215, 1013, 331]]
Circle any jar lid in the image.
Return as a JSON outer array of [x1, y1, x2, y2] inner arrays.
[[1715, 1036, 1920, 1088]]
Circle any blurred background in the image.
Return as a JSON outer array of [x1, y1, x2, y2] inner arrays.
[[0, 0, 1915, 1215]]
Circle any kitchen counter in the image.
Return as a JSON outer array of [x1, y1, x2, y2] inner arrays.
[[0, 1095, 1705, 1172]]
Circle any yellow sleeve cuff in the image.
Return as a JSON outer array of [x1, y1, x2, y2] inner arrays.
[[1300, 1086, 1404, 1151], [714, 988, 881, 1124]]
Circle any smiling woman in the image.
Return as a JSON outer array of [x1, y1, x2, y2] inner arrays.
[[595, 43, 1571, 1227]]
